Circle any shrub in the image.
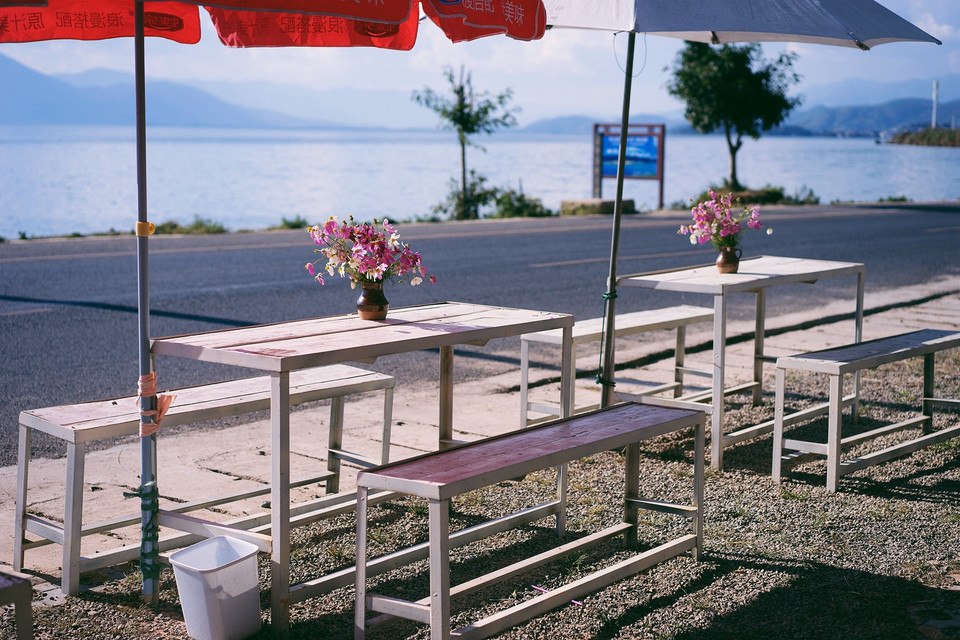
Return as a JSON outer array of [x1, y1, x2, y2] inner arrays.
[[154, 216, 227, 235], [691, 184, 819, 206], [272, 215, 310, 230], [431, 170, 498, 220], [490, 188, 553, 218]]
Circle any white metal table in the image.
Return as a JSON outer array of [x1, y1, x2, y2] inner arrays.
[[150, 301, 574, 638], [618, 255, 865, 471]]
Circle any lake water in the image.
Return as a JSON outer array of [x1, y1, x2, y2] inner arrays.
[[2, 125, 960, 238]]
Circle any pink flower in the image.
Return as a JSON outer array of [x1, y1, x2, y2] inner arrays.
[[677, 193, 764, 250], [305, 216, 436, 288]]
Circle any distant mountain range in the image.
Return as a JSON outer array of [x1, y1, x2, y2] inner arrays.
[[1, 54, 332, 128], [2, 53, 957, 137]]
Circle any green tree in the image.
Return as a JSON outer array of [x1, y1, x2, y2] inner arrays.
[[667, 43, 801, 190], [413, 66, 519, 220]]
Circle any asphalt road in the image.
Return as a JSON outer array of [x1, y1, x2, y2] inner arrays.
[[2, 203, 958, 465]]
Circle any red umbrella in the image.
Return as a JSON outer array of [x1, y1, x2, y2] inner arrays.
[[1, 0, 546, 617]]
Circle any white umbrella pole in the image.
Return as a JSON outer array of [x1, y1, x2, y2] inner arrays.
[[599, 30, 636, 408], [134, 0, 160, 606]]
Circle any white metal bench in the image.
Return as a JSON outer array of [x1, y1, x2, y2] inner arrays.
[[520, 305, 713, 426], [0, 569, 32, 640], [14, 364, 394, 595], [773, 329, 960, 492], [355, 402, 705, 640]]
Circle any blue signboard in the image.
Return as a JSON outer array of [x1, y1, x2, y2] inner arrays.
[[592, 123, 665, 209], [600, 134, 659, 178]]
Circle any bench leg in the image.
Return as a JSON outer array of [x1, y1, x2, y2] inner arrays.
[[826, 374, 843, 493], [14, 425, 30, 572], [354, 487, 368, 640], [381, 387, 395, 465], [673, 326, 686, 398], [327, 397, 345, 494], [428, 498, 451, 640], [62, 442, 86, 596], [923, 354, 935, 435], [772, 368, 786, 484], [624, 442, 640, 548], [692, 417, 705, 561], [555, 463, 567, 536], [15, 589, 33, 640]]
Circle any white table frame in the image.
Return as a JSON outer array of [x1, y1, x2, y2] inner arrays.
[[618, 255, 865, 471], [150, 301, 574, 638]]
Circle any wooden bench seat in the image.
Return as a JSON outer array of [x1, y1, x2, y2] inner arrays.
[[520, 305, 713, 426], [14, 364, 394, 595], [355, 402, 705, 640], [773, 329, 960, 492]]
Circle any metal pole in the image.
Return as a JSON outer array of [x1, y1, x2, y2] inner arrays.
[[135, 0, 159, 605], [599, 30, 636, 408]]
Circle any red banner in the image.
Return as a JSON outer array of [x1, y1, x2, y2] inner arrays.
[[203, 0, 412, 24], [0, 0, 200, 43], [207, 7, 418, 49], [424, 0, 545, 42]]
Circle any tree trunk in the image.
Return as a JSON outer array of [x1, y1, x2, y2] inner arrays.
[[724, 125, 744, 191], [458, 133, 468, 220]]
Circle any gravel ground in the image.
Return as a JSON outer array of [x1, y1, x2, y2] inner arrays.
[[4, 352, 960, 639]]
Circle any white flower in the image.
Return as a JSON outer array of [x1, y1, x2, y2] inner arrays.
[[411, 276, 423, 286], [766, 228, 774, 235]]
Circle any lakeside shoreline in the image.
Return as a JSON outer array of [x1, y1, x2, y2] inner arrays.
[[3, 198, 960, 244]]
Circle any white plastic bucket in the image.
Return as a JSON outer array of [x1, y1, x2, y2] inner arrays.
[[170, 536, 262, 640]]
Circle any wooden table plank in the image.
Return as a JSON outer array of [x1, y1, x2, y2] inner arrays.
[[152, 302, 572, 372], [618, 255, 864, 295]]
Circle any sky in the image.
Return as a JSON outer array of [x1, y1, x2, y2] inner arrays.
[[3, 0, 958, 127]]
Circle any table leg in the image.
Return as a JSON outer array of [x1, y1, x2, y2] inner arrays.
[[354, 487, 369, 640], [519, 339, 531, 429], [674, 325, 686, 398], [711, 294, 728, 471], [692, 417, 705, 561], [560, 325, 573, 419], [327, 397, 345, 494], [428, 498, 451, 640], [439, 346, 454, 450], [852, 270, 865, 422], [271, 372, 291, 639], [753, 289, 766, 406]]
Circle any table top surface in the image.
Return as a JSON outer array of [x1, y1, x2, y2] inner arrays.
[[618, 255, 865, 295], [151, 301, 573, 373], [357, 403, 703, 500]]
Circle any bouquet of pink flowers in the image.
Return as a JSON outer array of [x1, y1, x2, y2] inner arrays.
[[305, 216, 435, 287], [678, 191, 765, 250]]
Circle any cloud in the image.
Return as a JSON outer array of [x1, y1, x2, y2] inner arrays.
[[915, 12, 958, 40]]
